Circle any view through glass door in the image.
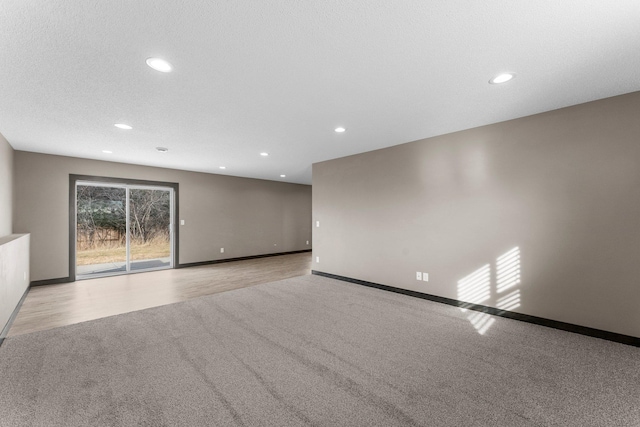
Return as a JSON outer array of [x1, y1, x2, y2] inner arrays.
[[76, 182, 173, 279]]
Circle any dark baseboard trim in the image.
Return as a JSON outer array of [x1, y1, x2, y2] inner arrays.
[[30, 276, 73, 287], [312, 270, 640, 348], [177, 249, 312, 269], [0, 284, 31, 348], [29, 250, 312, 286]]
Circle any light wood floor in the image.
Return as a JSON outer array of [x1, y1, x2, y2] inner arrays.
[[8, 252, 312, 338]]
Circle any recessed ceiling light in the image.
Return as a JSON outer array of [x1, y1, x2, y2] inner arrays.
[[102, 150, 113, 154], [114, 123, 132, 130], [490, 73, 515, 84], [280, 174, 286, 178], [219, 166, 226, 169], [156, 147, 169, 153], [146, 57, 173, 73], [260, 152, 269, 157], [334, 127, 346, 133]]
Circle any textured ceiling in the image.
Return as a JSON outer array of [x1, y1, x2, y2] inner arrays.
[[1, 1, 639, 184]]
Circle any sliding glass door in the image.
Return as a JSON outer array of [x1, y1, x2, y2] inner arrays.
[[76, 182, 174, 279]]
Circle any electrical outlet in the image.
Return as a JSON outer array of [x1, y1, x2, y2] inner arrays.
[[24, 272, 27, 281], [306, 240, 309, 245], [220, 248, 224, 253], [416, 271, 422, 280], [316, 256, 320, 263], [180, 220, 185, 225], [423, 273, 429, 282], [316, 221, 320, 227]]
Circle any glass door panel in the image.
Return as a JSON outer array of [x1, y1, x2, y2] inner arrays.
[[129, 188, 172, 272], [76, 185, 127, 277]]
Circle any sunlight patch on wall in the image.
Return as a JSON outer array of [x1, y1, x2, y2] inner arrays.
[[497, 289, 521, 311], [457, 264, 491, 310], [457, 246, 522, 336], [496, 247, 520, 293]]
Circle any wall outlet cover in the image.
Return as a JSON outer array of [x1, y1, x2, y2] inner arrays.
[[423, 273, 429, 282], [416, 272, 422, 280]]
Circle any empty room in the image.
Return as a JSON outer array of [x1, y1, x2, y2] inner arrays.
[[1, 1, 639, 426]]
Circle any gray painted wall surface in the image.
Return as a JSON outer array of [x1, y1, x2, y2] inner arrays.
[[313, 92, 640, 338], [14, 152, 312, 281], [0, 133, 13, 237], [0, 234, 29, 338]]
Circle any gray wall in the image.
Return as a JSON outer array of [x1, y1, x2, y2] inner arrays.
[[0, 133, 13, 237], [313, 92, 640, 338], [14, 152, 312, 282], [0, 234, 29, 339]]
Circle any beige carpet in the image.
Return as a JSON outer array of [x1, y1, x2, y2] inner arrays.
[[0, 274, 638, 426]]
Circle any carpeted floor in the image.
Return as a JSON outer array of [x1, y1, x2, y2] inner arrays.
[[0, 274, 638, 426]]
